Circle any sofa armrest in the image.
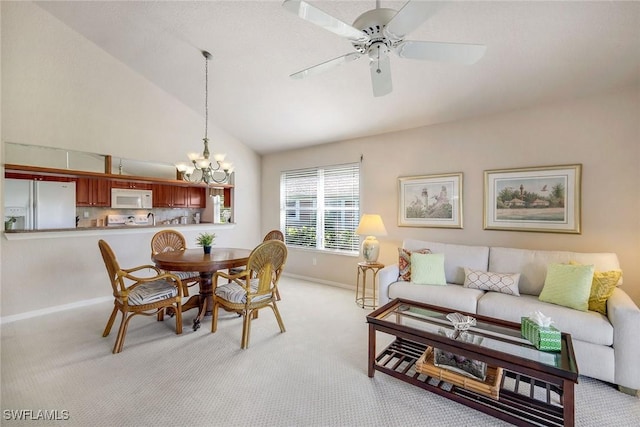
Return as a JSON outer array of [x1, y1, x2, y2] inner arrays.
[[608, 287, 640, 390], [378, 264, 400, 307]]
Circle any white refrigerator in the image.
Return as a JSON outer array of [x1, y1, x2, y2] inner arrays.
[[4, 179, 77, 230]]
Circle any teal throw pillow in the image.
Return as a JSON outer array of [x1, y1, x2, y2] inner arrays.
[[410, 252, 447, 286], [538, 263, 595, 311]]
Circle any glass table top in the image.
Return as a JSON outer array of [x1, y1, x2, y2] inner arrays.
[[370, 300, 571, 370]]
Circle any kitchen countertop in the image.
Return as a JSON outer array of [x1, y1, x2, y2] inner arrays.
[[3, 222, 235, 240]]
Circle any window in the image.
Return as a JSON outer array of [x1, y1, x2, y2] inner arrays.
[[281, 163, 360, 253]]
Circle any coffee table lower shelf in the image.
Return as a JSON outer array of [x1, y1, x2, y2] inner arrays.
[[375, 338, 565, 427]]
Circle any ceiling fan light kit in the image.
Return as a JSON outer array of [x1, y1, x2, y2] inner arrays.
[[282, 0, 487, 97]]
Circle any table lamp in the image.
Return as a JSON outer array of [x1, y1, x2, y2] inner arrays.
[[355, 214, 387, 264]]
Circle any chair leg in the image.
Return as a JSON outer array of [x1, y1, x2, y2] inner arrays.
[[102, 305, 118, 337], [211, 301, 219, 333], [174, 303, 183, 335], [113, 312, 129, 354], [275, 288, 281, 301], [241, 309, 252, 349], [157, 309, 165, 321], [270, 302, 286, 333]]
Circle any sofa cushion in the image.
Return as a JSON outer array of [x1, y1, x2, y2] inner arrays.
[[488, 247, 622, 296], [477, 293, 613, 346], [463, 267, 520, 296], [403, 240, 489, 285], [388, 281, 484, 313], [589, 270, 622, 315], [569, 261, 622, 315], [411, 253, 446, 285], [538, 263, 594, 311], [398, 247, 431, 281]]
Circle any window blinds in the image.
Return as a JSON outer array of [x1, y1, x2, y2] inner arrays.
[[281, 163, 360, 253]]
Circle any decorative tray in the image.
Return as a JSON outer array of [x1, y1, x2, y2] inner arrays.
[[415, 346, 503, 400]]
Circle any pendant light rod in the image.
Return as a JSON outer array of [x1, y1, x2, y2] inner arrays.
[[175, 49, 233, 185]]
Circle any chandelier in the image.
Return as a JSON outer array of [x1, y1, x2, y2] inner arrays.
[[175, 50, 233, 185]]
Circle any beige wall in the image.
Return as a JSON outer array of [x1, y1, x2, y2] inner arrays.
[[262, 87, 640, 305], [0, 2, 261, 317]]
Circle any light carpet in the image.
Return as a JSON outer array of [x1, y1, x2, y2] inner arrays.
[[1, 277, 638, 426]]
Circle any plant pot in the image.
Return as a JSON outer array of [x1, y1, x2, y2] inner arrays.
[[203, 246, 212, 254]]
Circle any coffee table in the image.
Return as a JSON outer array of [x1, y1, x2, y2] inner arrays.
[[367, 298, 579, 427]]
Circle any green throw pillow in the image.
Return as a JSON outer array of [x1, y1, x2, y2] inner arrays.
[[410, 252, 447, 285], [539, 263, 595, 311]]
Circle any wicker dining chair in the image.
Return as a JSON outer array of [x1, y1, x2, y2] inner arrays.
[[211, 239, 288, 349], [99, 239, 183, 354], [229, 229, 285, 300], [151, 230, 200, 297]]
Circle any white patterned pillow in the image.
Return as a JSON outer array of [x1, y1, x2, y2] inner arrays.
[[463, 267, 521, 296]]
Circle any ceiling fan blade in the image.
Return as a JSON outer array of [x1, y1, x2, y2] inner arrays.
[[394, 40, 486, 65], [369, 54, 392, 97], [282, 0, 369, 43], [290, 52, 362, 79], [384, 1, 442, 40]]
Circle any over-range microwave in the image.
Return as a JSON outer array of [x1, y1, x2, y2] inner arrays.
[[111, 188, 153, 209]]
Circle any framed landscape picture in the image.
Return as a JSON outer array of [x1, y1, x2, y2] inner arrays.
[[398, 173, 463, 228], [484, 164, 581, 233]]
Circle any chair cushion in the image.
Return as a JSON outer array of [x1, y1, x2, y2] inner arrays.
[[171, 271, 199, 281], [215, 279, 272, 304], [229, 266, 247, 275], [127, 280, 178, 305]]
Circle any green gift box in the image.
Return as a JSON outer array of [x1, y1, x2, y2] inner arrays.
[[521, 317, 561, 352]]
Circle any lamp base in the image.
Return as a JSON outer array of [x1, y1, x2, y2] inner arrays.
[[361, 236, 380, 264]]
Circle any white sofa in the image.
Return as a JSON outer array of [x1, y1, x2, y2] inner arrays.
[[378, 239, 640, 393]]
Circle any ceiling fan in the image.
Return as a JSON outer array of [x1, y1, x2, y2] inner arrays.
[[282, 0, 486, 97]]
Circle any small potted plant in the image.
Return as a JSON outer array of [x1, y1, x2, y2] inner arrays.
[[196, 232, 216, 254]]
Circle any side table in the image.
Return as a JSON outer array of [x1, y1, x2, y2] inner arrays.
[[355, 261, 384, 309]]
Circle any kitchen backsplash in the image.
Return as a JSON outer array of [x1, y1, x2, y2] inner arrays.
[[75, 207, 230, 228]]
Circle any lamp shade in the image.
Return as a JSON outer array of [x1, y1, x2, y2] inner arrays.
[[356, 214, 387, 264], [356, 214, 388, 237]]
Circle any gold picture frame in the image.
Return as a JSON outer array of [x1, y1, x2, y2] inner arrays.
[[484, 164, 581, 233], [398, 173, 463, 228]]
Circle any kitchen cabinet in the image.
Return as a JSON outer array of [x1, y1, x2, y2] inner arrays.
[[152, 184, 188, 208], [111, 180, 152, 190], [188, 186, 206, 208], [5, 172, 73, 182], [76, 177, 110, 207], [152, 184, 206, 208], [5, 164, 233, 212]]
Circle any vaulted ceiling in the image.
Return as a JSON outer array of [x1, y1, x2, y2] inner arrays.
[[35, 1, 640, 154]]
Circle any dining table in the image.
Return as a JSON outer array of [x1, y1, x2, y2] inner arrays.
[[152, 247, 251, 331]]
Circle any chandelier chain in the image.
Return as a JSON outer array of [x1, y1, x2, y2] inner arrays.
[[204, 53, 209, 140], [175, 49, 232, 186]]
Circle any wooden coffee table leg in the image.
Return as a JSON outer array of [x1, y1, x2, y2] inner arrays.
[[368, 324, 376, 377], [193, 271, 214, 331], [563, 379, 575, 427]]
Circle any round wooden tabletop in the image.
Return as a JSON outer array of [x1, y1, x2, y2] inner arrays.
[[152, 247, 251, 273]]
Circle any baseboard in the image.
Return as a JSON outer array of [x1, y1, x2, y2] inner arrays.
[[0, 296, 112, 325], [282, 272, 354, 291]]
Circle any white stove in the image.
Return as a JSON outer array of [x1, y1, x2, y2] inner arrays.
[[107, 214, 150, 226]]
